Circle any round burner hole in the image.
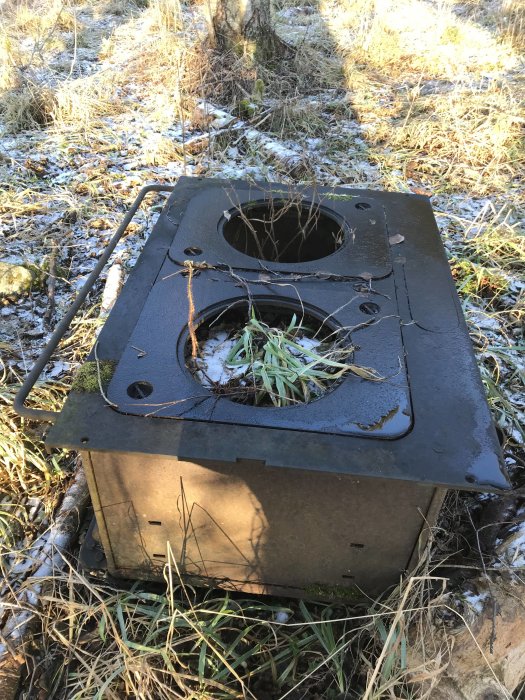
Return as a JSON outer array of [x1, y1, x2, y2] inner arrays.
[[186, 302, 352, 407], [222, 200, 344, 263]]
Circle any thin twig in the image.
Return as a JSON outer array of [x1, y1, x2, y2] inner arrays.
[[93, 342, 118, 409], [43, 238, 58, 328], [466, 508, 498, 654], [185, 261, 198, 358]]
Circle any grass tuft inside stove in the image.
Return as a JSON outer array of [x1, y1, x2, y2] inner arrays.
[[188, 306, 383, 407]]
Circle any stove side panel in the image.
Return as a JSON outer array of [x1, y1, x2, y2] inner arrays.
[[84, 450, 443, 598]]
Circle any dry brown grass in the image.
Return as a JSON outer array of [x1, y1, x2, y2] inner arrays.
[[0, 0, 134, 133], [303, 0, 525, 195], [0, 296, 105, 549], [322, 0, 516, 79], [13, 3, 77, 34], [0, 0, 80, 75], [148, 0, 183, 32], [24, 554, 450, 700], [0, 79, 57, 132], [0, 28, 22, 92], [370, 85, 524, 194], [0, 381, 69, 548], [454, 0, 525, 51], [52, 74, 125, 129], [0, 70, 124, 134], [500, 0, 525, 49]]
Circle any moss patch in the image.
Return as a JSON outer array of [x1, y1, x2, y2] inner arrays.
[[237, 98, 257, 118], [71, 360, 116, 393], [323, 193, 357, 201], [305, 583, 364, 602], [0, 261, 35, 297]]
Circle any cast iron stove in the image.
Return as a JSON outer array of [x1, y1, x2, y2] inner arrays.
[[19, 177, 510, 600]]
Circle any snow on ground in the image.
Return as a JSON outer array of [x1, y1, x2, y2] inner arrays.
[[193, 329, 250, 386], [463, 590, 490, 614], [0, 2, 524, 697]]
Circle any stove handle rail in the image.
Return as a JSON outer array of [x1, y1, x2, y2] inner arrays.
[[13, 183, 175, 423]]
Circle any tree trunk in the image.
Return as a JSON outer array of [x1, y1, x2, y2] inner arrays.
[[209, 0, 286, 63]]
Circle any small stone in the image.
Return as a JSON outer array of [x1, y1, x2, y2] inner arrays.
[[274, 610, 290, 624], [0, 262, 34, 299]]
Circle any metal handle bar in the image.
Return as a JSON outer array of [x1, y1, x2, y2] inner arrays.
[[13, 184, 175, 422]]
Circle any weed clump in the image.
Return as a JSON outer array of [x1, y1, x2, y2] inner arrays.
[[189, 307, 382, 407], [0, 80, 56, 133], [450, 258, 509, 301], [0, 382, 70, 547]]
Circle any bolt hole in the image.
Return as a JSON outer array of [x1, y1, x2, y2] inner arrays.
[[184, 247, 202, 256], [127, 381, 153, 399], [80, 436, 89, 444], [349, 543, 365, 549], [148, 520, 162, 526], [465, 475, 476, 484], [342, 574, 355, 579], [355, 202, 371, 210], [359, 302, 380, 315]]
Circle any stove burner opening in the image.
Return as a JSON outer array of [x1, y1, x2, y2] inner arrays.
[[222, 200, 344, 263], [186, 302, 352, 407]]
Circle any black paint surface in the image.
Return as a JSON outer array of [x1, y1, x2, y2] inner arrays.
[[47, 177, 510, 491]]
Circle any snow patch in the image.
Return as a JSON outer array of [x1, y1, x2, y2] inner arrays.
[[495, 521, 525, 569], [463, 590, 489, 614]]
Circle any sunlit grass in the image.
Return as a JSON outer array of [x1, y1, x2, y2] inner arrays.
[[317, 0, 523, 195], [0, 378, 69, 547], [197, 309, 382, 407], [34, 552, 446, 699], [321, 0, 516, 78]]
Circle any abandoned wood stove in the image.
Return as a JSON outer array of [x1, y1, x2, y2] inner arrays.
[[15, 177, 511, 600]]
